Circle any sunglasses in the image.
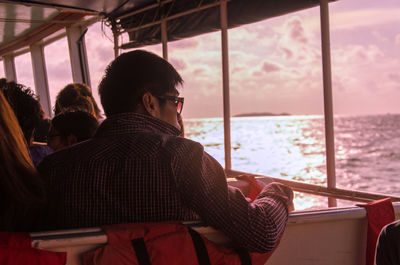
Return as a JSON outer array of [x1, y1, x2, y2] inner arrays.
[[156, 95, 184, 115]]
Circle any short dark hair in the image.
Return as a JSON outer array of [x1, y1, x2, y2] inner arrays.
[[51, 111, 99, 142], [0, 79, 42, 144], [98, 50, 183, 116], [55, 83, 102, 119]]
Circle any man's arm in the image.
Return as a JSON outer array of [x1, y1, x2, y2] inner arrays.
[[172, 141, 293, 253]]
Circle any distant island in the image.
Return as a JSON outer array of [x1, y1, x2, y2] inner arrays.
[[234, 112, 291, 117]]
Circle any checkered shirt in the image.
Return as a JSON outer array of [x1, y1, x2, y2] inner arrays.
[[38, 113, 293, 252]]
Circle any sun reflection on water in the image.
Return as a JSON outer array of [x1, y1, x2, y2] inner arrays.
[[185, 114, 400, 210]]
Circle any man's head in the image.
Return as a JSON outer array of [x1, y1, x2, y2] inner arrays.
[[98, 50, 184, 128], [47, 111, 99, 152], [0, 79, 42, 145]]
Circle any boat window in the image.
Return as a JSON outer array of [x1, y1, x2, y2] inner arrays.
[[44, 37, 73, 113], [227, 7, 329, 210], [330, 0, 400, 199], [168, 31, 224, 163], [86, 22, 114, 116], [15, 52, 35, 92]]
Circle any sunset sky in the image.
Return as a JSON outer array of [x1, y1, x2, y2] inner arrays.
[[5, 0, 400, 118]]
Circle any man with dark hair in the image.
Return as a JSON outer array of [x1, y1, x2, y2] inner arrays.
[[38, 50, 293, 253], [0, 79, 52, 166], [47, 111, 99, 152]]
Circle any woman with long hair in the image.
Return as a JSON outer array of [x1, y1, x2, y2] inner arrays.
[[0, 90, 44, 231]]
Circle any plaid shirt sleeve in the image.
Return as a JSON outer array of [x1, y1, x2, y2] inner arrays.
[[171, 139, 293, 253]]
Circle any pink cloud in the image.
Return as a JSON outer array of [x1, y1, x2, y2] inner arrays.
[[341, 45, 384, 63], [396, 34, 400, 45], [170, 39, 199, 50], [192, 67, 206, 75], [252, 70, 262, 77], [280, 46, 293, 59], [261, 61, 280, 73], [287, 18, 308, 44], [388, 73, 400, 83], [232, 66, 243, 74], [169, 58, 187, 71]]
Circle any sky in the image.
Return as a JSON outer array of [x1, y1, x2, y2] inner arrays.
[[4, 0, 400, 118]]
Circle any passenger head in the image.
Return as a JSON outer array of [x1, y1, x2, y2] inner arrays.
[[34, 118, 51, 143], [0, 79, 42, 145], [47, 111, 99, 152], [54, 83, 102, 119], [98, 50, 183, 128], [0, 90, 44, 226]]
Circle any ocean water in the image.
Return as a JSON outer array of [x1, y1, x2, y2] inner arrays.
[[184, 114, 400, 210]]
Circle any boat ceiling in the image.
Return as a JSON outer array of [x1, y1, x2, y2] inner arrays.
[[0, 0, 335, 55]]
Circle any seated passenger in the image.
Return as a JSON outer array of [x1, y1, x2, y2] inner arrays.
[[0, 90, 44, 231], [54, 83, 103, 120], [0, 79, 52, 166], [47, 111, 99, 152], [37, 50, 293, 253]]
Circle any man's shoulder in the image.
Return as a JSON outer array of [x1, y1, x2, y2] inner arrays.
[[38, 139, 97, 171], [163, 136, 204, 154]]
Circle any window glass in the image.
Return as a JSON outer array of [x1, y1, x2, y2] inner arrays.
[[330, 0, 400, 199], [86, 22, 114, 116], [169, 31, 224, 163], [228, 8, 326, 210], [15, 52, 35, 91], [44, 37, 73, 113]]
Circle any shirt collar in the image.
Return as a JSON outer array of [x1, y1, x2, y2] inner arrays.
[[95, 112, 181, 137]]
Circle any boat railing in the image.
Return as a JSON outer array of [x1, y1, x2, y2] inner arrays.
[[227, 170, 400, 203]]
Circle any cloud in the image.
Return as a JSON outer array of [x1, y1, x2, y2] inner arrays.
[[287, 18, 308, 44], [388, 73, 400, 83], [169, 58, 187, 71], [252, 70, 262, 77], [170, 39, 199, 50], [192, 67, 206, 76], [279, 46, 293, 59], [232, 66, 243, 74], [330, 8, 400, 32], [396, 34, 400, 45], [261, 61, 281, 73], [334, 44, 384, 64]]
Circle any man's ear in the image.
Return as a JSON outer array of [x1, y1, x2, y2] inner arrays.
[[142, 92, 159, 117]]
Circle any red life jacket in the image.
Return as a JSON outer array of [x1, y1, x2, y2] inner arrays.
[[358, 198, 395, 265], [83, 223, 277, 265], [0, 232, 66, 265]]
